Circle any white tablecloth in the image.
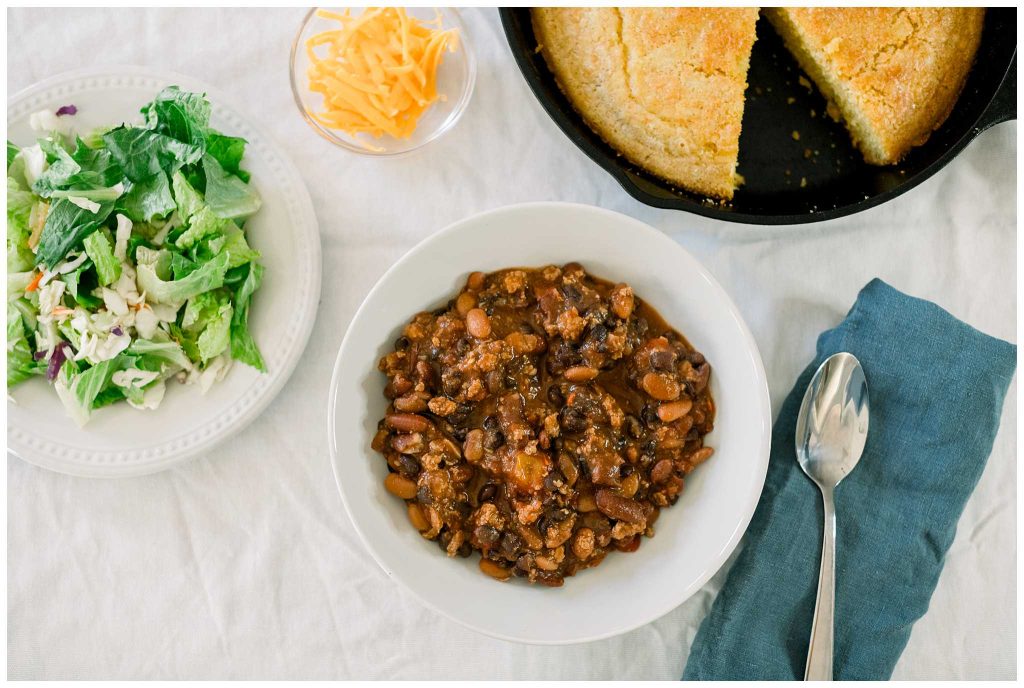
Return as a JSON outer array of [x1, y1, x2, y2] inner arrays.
[[7, 7, 1016, 680]]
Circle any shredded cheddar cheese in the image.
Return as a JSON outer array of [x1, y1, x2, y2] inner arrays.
[[305, 7, 460, 145]]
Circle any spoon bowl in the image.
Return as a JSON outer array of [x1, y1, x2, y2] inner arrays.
[[796, 352, 870, 488]]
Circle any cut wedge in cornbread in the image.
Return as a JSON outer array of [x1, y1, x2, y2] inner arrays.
[[764, 8, 985, 165], [532, 7, 760, 200]]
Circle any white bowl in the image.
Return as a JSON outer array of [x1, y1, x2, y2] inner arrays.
[[328, 203, 771, 644]]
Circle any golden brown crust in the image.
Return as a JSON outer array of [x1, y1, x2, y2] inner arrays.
[[532, 7, 759, 200], [765, 8, 985, 164]]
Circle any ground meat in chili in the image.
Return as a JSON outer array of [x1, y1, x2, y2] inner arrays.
[[372, 263, 716, 586]]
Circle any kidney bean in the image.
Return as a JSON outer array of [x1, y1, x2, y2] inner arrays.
[[641, 372, 680, 401], [651, 459, 675, 484], [595, 489, 647, 524], [564, 365, 599, 382], [466, 308, 492, 338], [386, 413, 431, 433], [658, 398, 693, 422]]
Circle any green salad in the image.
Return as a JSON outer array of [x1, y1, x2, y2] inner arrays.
[[7, 87, 265, 426]]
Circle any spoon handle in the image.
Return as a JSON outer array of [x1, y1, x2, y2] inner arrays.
[[805, 485, 836, 681]]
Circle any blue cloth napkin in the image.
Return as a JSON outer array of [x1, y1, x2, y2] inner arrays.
[[683, 279, 1016, 680]]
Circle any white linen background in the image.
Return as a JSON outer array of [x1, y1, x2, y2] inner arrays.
[[6, 7, 1016, 680]]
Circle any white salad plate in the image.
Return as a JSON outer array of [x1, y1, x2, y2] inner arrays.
[[7, 67, 322, 478], [328, 203, 771, 644]]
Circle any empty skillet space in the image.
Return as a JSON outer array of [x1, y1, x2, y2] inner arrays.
[[734, 17, 891, 215]]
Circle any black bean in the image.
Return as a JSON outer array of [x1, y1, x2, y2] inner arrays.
[[559, 406, 587, 434], [397, 454, 421, 477], [688, 351, 706, 366], [456, 336, 471, 355], [547, 384, 565, 407], [416, 484, 432, 503], [483, 415, 499, 431], [394, 336, 410, 350], [501, 533, 523, 558], [650, 349, 676, 370], [478, 484, 497, 502], [543, 473, 563, 492], [624, 415, 644, 439], [620, 464, 635, 478], [475, 525, 501, 547], [484, 430, 505, 450], [641, 403, 660, 428]]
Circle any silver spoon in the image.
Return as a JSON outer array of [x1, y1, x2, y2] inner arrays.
[[795, 352, 869, 681]]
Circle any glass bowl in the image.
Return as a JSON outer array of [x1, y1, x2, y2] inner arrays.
[[289, 7, 476, 156]]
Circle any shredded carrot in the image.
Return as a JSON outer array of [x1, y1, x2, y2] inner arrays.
[[305, 7, 460, 143], [25, 271, 44, 293]]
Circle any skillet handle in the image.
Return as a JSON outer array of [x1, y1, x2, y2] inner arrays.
[[978, 54, 1016, 131]]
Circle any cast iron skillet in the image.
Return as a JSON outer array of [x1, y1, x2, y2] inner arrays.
[[500, 8, 1017, 224]]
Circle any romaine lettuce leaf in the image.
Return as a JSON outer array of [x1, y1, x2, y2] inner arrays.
[[102, 126, 202, 181], [197, 300, 233, 363], [230, 262, 265, 372], [137, 249, 229, 305], [82, 229, 120, 286], [202, 154, 261, 220], [34, 198, 115, 269]]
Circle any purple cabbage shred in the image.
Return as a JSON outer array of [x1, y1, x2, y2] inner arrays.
[[55, 105, 77, 117], [111, 326, 124, 336], [46, 345, 71, 382]]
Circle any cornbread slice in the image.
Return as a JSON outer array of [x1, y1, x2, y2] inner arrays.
[[532, 8, 760, 200], [765, 8, 985, 165]]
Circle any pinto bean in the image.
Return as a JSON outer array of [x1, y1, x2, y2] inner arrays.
[[384, 473, 418, 499], [564, 366, 599, 382], [658, 398, 693, 422], [463, 429, 484, 463], [641, 372, 680, 401], [572, 527, 595, 560], [479, 558, 512, 581], [466, 308, 492, 338], [456, 292, 477, 317], [407, 503, 429, 531]]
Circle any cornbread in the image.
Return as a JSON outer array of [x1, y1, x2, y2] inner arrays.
[[532, 8, 760, 200], [531, 7, 986, 198], [765, 8, 984, 164]]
